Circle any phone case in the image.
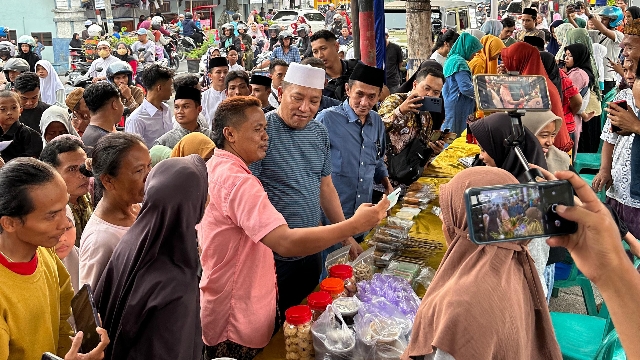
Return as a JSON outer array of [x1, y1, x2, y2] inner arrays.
[[70, 284, 102, 353], [419, 96, 443, 113]]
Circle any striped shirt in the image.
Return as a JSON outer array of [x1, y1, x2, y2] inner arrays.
[[249, 111, 332, 261], [153, 124, 215, 149]]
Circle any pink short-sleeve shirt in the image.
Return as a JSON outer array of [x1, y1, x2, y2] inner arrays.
[[199, 149, 287, 349]]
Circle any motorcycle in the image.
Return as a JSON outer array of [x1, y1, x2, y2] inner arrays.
[[135, 49, 169, 89], [252, 50, 272, 76], [164, 35, 181, 71]]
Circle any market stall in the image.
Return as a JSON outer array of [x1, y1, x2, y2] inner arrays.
[[255, 135, 481, 360]]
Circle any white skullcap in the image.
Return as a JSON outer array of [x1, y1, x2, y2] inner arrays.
[[283, 63, 325, 90], [97, 40, 111, 48]]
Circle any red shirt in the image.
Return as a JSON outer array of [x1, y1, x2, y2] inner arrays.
[[0, 251, 39, 275], [560, 69, 579, 133]]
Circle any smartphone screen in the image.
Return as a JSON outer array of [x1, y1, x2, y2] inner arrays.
[[474, 75, 551, 112], [71, 284, 101, 353], [611, 100, 628, 133], [465, 180, 577, 244]]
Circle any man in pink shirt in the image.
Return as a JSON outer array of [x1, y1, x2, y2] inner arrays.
[[199, 96, 388, 359]]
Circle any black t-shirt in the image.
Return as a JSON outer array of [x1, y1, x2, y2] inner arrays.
[[324, 59, 360, 101], [82, 125, 111, 157], [385, 42, 404, 91], [19, 101, 50, 134], [0, 121, 43, 162]]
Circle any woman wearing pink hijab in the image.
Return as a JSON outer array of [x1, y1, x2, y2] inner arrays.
[[402, 167, 562, 360]]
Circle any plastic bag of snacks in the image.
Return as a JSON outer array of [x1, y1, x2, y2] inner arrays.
[[284, 305, 314, 360], [311, 304, 356, 359], [353, 297, 411, 359], [382, 260, 421, 285], [350, 246, 376, 282], [357, 274, 421, 321], [325, 245, 351, 273]]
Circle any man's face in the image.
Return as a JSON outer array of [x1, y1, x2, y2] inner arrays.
[[624, 59, 636, 87], [21, 44, 30, 54], [174, 99, 202, 126], [521, 14, 535, 30], [617, 0, 627, 10], [346, 81, 381, 118], [499, 26, 515, 40], [283, 38, 291, 47], [55, 148, 90, 200], [227, 78, 251, 97], [278, 84, 322, 129], [179, 16, 185, 21], [251, 84, 270, 106], [156, 78, 173, 101], [113, 73, 129, 87], [209, 66, 229, 89], [412, 75, 444, 98], [2, 175, 69, 249], [227, 50, 239, 64], [601, 17, 611, 27], [72, 98, 91, 136], [225, 106, 269, 163], [623, 35, 640, 62], [270, 65, 288, 88], [18, 88, 40, 110], [138, 34, 147, 43], [312, 38, 340, 69], [341, 28, 349, 37]]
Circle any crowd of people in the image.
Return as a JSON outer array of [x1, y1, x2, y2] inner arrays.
[[2, 0, 640, 359]]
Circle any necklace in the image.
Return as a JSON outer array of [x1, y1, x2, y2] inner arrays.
[[0, 249, 14, 262]]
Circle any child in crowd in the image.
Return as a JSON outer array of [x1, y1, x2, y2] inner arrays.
[[35, 60, 65, 106], [227, 47, 244, 71], [0, 90, 42, 162], [55, 206, 80, 295]]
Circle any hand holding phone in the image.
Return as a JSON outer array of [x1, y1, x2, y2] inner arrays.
[[399, 93, 423, 115], [610, 100, 627, 133], [465, 180, 577, 244], [71, 284, 102, 353]]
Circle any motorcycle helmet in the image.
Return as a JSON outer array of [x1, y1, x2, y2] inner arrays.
[[333, 14, 343, 20], [17, 35, 36, 48], [279, 31, 294, 42], [151, 16, 164, 30], [0, 44, 11, 59], [237, 23, 248, 32], [596, 6, 624, 28], [221, 23, 234, 33], [88, 24, 103, 37], [106, 61, 134, 86], [185, 12, 193, 20], [268, 24, 281, 37], [3, 57, 30, 79], [297, 24, 310, 37]]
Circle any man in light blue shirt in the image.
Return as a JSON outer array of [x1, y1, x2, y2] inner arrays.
[[125, 64, 174, 147], [316, 62, 393, 233]]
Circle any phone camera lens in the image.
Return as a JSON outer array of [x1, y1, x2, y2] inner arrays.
[[555, 220, 561, 227]]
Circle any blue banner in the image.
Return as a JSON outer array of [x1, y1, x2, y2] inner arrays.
[[373, 0, 386, 75]]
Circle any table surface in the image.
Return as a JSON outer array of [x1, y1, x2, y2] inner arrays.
[[256, 134, 481, 360]]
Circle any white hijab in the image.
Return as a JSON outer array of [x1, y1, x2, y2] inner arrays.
[[39, 105, 79, 144], [36, 60, 64, 105]]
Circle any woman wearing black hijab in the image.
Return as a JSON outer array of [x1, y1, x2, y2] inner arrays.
[[469, 112, 548, 182], [540, 51, 563, 99], [94, 155, 207, 360], [564, 43, 595, 88], [69, 33, 83, 49]]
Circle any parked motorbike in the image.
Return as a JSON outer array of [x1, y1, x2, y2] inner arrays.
[[164, 35, 181, 71]]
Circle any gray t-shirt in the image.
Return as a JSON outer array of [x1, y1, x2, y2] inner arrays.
[[249, 112, 332, 261], [131, 40, 156, 64]]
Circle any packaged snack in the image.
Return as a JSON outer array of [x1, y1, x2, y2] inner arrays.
[[386, 216, 414, 230], [329, 264, 357, 297], [320, 278, 346, 300], [350, 246, 376, 282], [311, 304, 356, 359], [332, 296, 360, 327], [307, 291, 333, 322], [284, 305, 313, 360], [325, 245, 352, 273]]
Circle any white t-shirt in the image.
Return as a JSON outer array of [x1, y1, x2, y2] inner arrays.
[[589, 29, 624, 82], [229, 63, 244, 72], [79, 215, 130, 289], [430, 51, 447, 66]]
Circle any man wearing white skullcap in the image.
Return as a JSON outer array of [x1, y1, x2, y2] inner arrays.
[[249, 63, 363, 324], [87, 41, 119, 82]]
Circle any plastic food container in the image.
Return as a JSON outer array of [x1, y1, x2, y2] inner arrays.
[[284, 305, 313, 360], [307, 291, 332, 321], [320, 277, 346, 300], [329, 264, 357, 297], [332, 296, 360, 327]]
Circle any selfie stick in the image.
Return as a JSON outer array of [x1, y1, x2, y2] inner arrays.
[[501, 73, 545, 183]]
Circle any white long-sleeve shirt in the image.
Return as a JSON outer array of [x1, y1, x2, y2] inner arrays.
[[125, 99, 173, 148]]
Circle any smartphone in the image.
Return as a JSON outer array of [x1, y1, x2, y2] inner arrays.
[[441, 132, 457, 144], [474, 75, 551, 112], [419, 96, 443, 113], [71, 284, 102, 353], [464, 180, 577, 244], [387, 187, 402, 211], [42, 353, 64, 360], [557, 59, 566, 68], [611, 100, 628, 133], [429, 130, 443, 142]]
